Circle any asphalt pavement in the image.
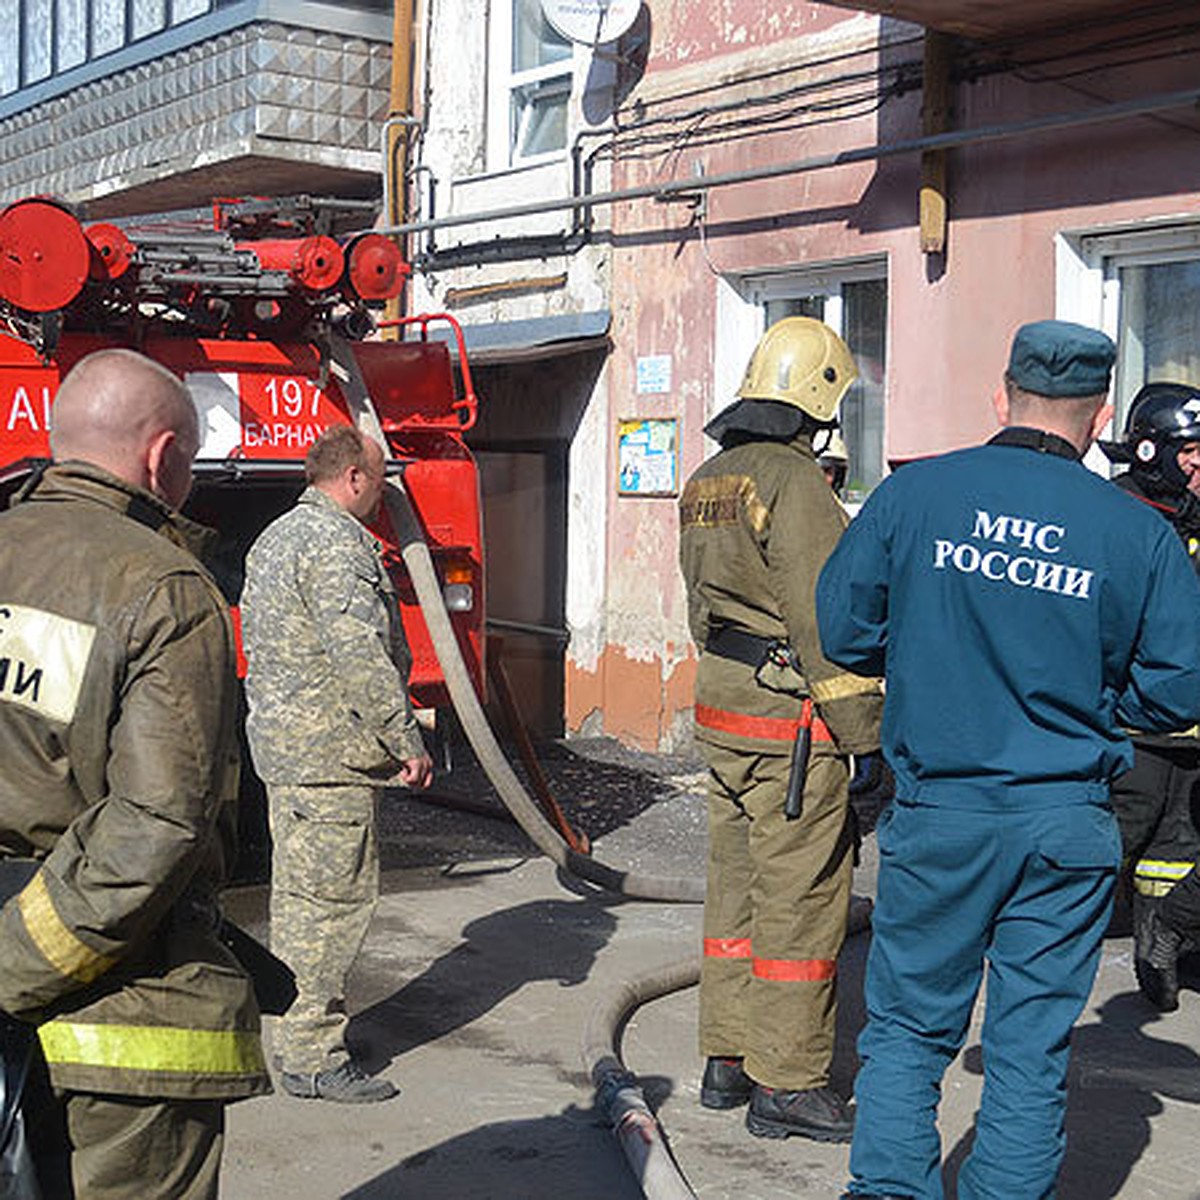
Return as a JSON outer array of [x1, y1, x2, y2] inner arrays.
[[217, 740, 1200, 1200]]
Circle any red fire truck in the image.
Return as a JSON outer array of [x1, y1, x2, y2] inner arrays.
[[0, 193, 485, 710], [0, 193, 487, 871]]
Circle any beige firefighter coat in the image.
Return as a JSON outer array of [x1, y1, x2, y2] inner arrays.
[[0, 463, 269, 1101]]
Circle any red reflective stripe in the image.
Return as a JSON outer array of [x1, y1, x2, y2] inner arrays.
[[704, 937, 752, 960], [695, 704, 833, 743], [752, 957, 837, 982]]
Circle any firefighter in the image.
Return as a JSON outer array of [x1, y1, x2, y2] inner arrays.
[[678, 317, 884, 1143], [1101, 382, 1200, 1010], [0, 349, 270, 1200], [818, 321, 1200, 1199]]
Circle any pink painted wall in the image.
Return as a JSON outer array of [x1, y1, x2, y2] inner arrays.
[[578, 3, 1200, 747]]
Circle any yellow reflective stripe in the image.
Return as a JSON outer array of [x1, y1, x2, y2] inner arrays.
[[39, 1021, 266, 1076], [1134, 878, 1179, 898], [18, 873, 116, 985], [1135, 859, 1195, 881], [810, 673, 882, 704]]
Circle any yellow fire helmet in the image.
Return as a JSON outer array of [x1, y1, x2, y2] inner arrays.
[[736, 317, 858, 422]]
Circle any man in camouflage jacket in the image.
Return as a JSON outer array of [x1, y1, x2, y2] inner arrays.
[[0, 349, 270, 1200], [679, 318, 883, 1144], [241, 424, 431, 1103]]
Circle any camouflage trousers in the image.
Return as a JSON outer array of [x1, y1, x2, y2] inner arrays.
[[268, 783, 379, 1075], [699, 743, 853, 1091]]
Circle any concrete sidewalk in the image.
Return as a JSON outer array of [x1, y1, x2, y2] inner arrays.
[[218, 779, 1200, 1200]]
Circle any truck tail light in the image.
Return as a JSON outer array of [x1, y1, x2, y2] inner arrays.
[[441, 556, 475, 612]]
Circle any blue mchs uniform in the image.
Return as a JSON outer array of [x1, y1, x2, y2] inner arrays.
[[817, 430, 1200, 1200]]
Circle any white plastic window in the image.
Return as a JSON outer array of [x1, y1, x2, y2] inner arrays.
[[1071, 224, 1200, 433], [745, 262, 889, 504], [488, 0, 573, 169]]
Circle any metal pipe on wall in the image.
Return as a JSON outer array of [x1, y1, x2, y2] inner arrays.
[[366, 84, 1200, 241]]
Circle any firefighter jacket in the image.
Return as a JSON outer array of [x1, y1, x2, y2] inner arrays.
[[679, 432, 883, 757], [241, 485, 425, 786], [1114, 473, 1200, 747], [0, 463, 270, 1100], [817, 429, 1200, 809]]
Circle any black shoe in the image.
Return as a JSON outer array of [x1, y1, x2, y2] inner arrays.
[[280, 1059, 399, 1103], [1136, 905, 1184, 1013], [700, 1056, 753, 1109], [745, 1083, 854, 1142]]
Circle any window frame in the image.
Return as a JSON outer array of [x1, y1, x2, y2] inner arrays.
[[486, 0, 575, 172], [1060, 219, 1200, 471], [725, 257, 890, 506]]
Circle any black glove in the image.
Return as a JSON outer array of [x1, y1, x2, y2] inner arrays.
[[850, 753, 884, 795]]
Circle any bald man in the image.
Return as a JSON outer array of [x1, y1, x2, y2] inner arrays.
[[0, 349, 269, 1200]]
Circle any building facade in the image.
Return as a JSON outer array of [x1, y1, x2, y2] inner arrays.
[[5, 1, 1200, 750]]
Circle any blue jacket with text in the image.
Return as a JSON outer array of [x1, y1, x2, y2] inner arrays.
[[816, 431, 1200, 809]]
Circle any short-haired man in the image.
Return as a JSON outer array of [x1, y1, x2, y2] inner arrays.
[[818, 321, 1200, 1198], [0, 348, 270, 1200], [242, 423, 432, 1103]]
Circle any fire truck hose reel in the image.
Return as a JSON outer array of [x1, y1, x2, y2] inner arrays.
[[382, 478, 705, 904], [0, 198, 91, 313], [244, 237, 345, 292], [85, 223, 135, 282], [345, 234, 409, 302]]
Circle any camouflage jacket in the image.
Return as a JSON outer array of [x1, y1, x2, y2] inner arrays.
[[0, 463, 268, 1100], [241, 486, 424, 785], [679, 433, 883, 756]]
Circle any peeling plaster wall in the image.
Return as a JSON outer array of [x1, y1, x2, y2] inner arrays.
[[590, 2, 1200, 749]]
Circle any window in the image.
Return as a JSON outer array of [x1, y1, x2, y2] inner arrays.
[[1, 0, 215, 95], [488, 0, 573, 169], [1067, 225, 1200, 434], [743, 262, 889, 505]]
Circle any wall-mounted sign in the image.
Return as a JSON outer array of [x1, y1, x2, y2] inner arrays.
[[541, 0, 641, 45], [635, 354, 672, 395], [618, 417, 678, 497]]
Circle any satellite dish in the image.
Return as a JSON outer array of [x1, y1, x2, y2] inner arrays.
[[541, 0, 640, 46]]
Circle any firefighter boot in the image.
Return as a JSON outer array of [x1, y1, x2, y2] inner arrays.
[[700, 1056, 753, 1109], [280, 1059, 398, 1103], [745, 1083, 854, 1142], [1136, 902, 1184, 1012]]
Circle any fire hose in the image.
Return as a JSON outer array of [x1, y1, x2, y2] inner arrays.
[[381, 477, 701, 1198], [382, 466, 705, 905]]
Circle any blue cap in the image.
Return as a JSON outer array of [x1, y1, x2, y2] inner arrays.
[[1006, 320, 1116, 398]]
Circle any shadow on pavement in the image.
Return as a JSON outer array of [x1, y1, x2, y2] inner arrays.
[[349, 895, 619, 1069], [340, 1096, 655, 1200], [942, 991, 1200, 1199]]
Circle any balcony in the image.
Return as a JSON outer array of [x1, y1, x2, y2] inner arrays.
[[0, 1, 393, 215]]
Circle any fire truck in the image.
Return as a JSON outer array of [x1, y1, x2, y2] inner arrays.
[[0, 193, 484, 704], [0, 193, 487, 868]]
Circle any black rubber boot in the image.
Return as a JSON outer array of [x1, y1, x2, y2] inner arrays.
[[1136, 901, 1184, 1013], [700, 1056, 753, 1109], [280, 1059, 399, 1103], [745, 1083, 854, 1142]]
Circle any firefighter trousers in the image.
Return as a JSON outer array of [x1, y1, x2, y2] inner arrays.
[[699, 743, 853, 1091], [848, 799, 1119, 1200], [25, 1046, 224, 1200], [1112, 742, 1200, 936], [268, 784, 379, 1075]]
